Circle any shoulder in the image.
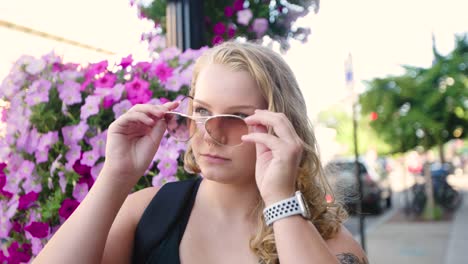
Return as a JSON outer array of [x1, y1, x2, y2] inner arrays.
[[325, 225, 369, 264], [124, 186, 160, 222]]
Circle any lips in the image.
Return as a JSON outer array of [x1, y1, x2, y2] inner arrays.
[[201, 153, 230, 160]]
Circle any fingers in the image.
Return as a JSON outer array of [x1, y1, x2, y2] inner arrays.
[[244, 110, 297, 143], [110, 101, 180, 131], [128, 101, 180, 119]]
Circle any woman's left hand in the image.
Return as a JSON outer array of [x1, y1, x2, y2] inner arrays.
[[241, 109, 304, 206]]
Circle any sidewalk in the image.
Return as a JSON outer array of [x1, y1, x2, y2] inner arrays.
[[366, 173, 468, 264]]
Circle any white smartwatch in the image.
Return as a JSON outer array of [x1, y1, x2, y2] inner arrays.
[[263, 191, 311, 226]]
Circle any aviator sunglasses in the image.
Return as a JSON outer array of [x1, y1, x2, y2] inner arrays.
[[163, 97, 250, 147]]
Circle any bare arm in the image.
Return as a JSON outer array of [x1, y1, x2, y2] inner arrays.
[[273, 216, 367, 264], [33, 168, 134, 264], [272, 215, 339, 264]]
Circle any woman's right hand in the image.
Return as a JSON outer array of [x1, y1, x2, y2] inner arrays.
[[101, 101, 180, 187]]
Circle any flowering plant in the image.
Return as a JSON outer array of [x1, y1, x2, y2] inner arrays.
[[134, 0, 319, 51], [0, 45, 205, 262]]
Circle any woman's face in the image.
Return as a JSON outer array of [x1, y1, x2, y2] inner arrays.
[[190, 63, 267, 185]]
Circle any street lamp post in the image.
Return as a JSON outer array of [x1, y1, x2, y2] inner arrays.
[[346, 53, 367, 252]]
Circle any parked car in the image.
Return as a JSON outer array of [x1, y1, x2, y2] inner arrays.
[[324, 158, 392, 214]]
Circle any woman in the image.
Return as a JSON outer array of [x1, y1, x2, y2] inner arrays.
[[34, 42, 368, 264]]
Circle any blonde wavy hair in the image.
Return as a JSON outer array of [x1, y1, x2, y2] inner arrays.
[[183, 41, 348, 263]]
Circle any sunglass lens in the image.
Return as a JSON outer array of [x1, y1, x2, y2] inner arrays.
[[164, 113, 193, 142], [205, 116, 248, 146]]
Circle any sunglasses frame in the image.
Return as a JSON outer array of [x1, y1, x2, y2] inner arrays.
[[164, 111, 249, 147]]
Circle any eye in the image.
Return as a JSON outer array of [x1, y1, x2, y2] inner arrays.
[[194, 106, 210, 116], [233, 113, 249, 118]]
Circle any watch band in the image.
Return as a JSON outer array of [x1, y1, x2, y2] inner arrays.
[[263, 196, 301, 226]]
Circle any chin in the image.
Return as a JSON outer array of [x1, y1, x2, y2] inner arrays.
[[199, 167, 237, 184]]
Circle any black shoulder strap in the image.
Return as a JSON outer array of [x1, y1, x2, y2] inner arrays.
[[132, 177, 200, 264]]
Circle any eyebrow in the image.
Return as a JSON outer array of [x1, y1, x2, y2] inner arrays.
[[193, 99, 257, 110]]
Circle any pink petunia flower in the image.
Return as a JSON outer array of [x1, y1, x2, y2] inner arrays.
[[113, 100, 132, 118], [59, 198, 79, 220], [224, 6, 234, 17], [18, 191, 39, 210], [72, 182, 89, 202], [237, 9, 253, 25], [233, 0, 244, 11], [120, 54, 133, 68], [24, 222, 49, 238], [153, 62, 174, 84], [80, 96, 101, 120], [252, 18, 269, 38], [212, 35, 224, 45], [94, 72, 117, 88], [213, 22, 226, 35], [58, 80, 82, 105]]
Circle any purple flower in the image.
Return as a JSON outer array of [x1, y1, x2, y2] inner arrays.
[[35, 148, 50, 163], [73, 158, 92, 178], [157, 158, 178, 178], [59, 198, 79, 220], [125, 76, 149, 95], [224, 6, 234, 17], [59, 70, 83, 81], [21, 176, 42, 194], [148, 35, 166, 52], [135, 61, 152, 73], [233, 0, 244, 11], [25, 79, 51, 106], [16, 160, 35, 181], [89, 131, 107, 157], [72, 182, 89, 202], [91, 162, 104, 180], [58, 80, 82, 105], [73, 122, 89, 141], [80, 77, 92, 91], [7, 242, 31, 264], [24, 222, 49, 238], [237, 9, 253, 25], [62, 125, 76, 146], [113, 100, 132, 118], [228, 25, 237, 38], [252, 18, 269, 38], [120, 54, 133, 68], [37, 131, 59, 150], [30, 237, 44, 256], [85, 60, 108, 78], [125, 77, 152, 105], [18, 191, 39, 210], [81, 149, 100, 167], [213, 22, 226, 35], [153, 62, 174, 84], [24, 128, 40, 155], [25, 58, 46, 75], [165, 76, 183, 92], [80, 95, 101, 120], [159, 47, 181, 61], [110, 83, 125, 101], [94, 72, 116, 88], [58, 172, 67, 193], [212, 35, 224, 45]]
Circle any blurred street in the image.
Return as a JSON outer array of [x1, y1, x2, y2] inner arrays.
[[344, 169, 468, 264]]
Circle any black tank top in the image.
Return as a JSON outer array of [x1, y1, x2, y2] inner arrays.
[[132, 177, 202, 264]]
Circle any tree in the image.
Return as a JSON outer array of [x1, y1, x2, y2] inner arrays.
[[360, 34, 468, 160], [317, 106, 391, 156]]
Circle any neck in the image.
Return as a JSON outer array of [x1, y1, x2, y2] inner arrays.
[[197, 177, 260, 221]]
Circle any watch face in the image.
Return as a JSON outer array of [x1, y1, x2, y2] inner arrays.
[[295, 191, 311, 219]]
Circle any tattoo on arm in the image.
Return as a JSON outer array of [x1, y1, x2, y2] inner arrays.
[[336, 253, 369, 264]]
